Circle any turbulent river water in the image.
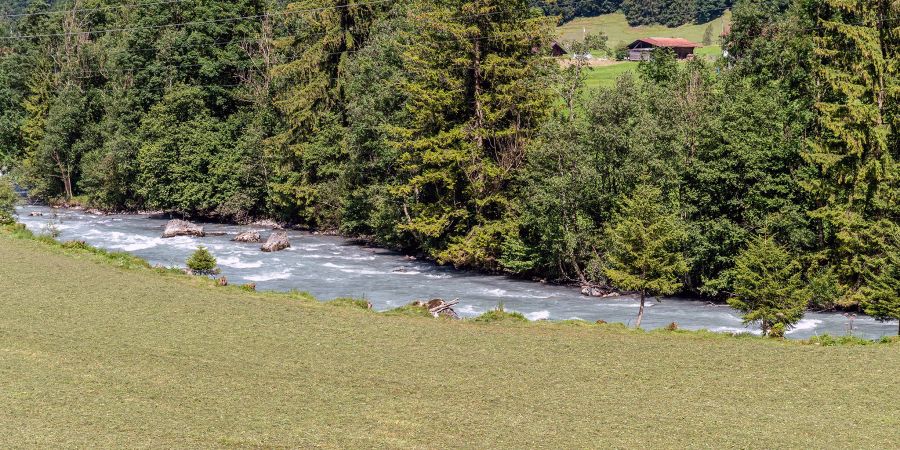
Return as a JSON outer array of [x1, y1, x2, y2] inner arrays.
[[15, 205, 898, 340]]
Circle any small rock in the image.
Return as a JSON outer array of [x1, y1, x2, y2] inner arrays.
[[162, 219, 205, 238], [29, 211, 43, 217], [261, 231, 291, 252], [233, 231, 261, 243]]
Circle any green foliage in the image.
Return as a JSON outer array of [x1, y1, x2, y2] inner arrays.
[[861, 227, 900, 334], [702, 24, 714, 45], [725, 236, 806, 336], [0, 177, 18, 224], [604, 184, 689, 301], [186, 246, 219, 275], [473, 304, 528, 323], [800, 0, 900, 307], [390, 0, 556, 270]]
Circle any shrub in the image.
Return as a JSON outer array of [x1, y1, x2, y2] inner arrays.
[[186, 246, 219, 275], [473, 303, 527, 323], [0, 177, 17, 224]]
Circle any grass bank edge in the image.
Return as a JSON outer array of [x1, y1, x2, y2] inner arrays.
[[2, 222, 896, 348]]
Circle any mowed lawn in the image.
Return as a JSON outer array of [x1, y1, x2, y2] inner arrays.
[[1, 235, 898, 448]]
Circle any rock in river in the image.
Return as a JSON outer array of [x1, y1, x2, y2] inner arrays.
[[261, 231, 291, 252], [233, 231, 261, 243], [162, 219, 205, 238]]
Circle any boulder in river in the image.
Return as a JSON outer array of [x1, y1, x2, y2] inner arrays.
[[162, 219, 205, 238], [233, 231, 261, 243], [581, 285, 610, 297], [261, 231, 291, 252]]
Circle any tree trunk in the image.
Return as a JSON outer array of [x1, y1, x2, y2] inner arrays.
[[635, 289, 646, 329]]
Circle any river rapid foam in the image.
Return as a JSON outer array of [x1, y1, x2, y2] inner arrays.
[[15, 205, 898, 340]]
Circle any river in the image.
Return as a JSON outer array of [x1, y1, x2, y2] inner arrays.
[[13, 205, 898, 340]]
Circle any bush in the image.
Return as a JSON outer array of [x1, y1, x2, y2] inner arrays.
[[0, 178, 17, 224], [186, 246, 219, 275], [473, 303, 528, 323]]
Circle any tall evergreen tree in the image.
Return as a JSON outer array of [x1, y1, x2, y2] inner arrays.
[[269, 0, 388, 226], [803, 0, 899, 307], [392, 0, 555, 269]]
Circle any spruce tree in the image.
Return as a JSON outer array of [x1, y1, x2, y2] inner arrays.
[[725, 236, 806, 336], [803, 0, 900, 307], [186, 246, 219, 275], [392, 0, 556, 269], [604, 184, 688, 328], [269, 0, 388, 227], [862, 227, 900, 335]]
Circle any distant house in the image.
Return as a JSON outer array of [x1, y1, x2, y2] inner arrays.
[[626, 38, 702, 61], [550, 41, 567, 57]]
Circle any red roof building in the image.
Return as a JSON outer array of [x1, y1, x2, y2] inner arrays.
[[626, 37, 702, 61]]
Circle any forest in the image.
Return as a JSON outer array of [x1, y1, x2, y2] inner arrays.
[[0, 0, 897, 331], [534, 0, 735, 25]]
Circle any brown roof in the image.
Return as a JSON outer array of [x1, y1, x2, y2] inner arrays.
[[629, 37, 702, 48]]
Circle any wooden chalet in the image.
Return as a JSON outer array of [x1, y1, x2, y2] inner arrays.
[[626, 37, 701, 61]]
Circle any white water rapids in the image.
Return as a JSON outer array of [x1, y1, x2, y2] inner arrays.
[[14, 205, 898, 340]]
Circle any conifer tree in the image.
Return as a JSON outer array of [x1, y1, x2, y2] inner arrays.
[[269, 0, 388, 226], [392, 0, 555, 269], [725, 236, 805, 336], [862, 227, 900, 335], [803, 0, 899, 307], [186, 246, 219, 275], [604, 184, 688, 328]]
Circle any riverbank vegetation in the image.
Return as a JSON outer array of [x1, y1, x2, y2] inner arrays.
[[2, 221, 899, 447], [0, 0, 897, 332]]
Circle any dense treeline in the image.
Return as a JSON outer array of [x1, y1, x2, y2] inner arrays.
[[0, 0, 898, 329], [533, 0, 733, 26]]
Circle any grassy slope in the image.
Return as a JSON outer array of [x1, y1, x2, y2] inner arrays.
[[583, 62, 638, 90], [558, 11, 732, 48], [1, 235, 899, 448], [559, 12, 729, 90]]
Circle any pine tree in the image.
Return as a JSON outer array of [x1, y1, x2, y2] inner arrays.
[[703, 23, 713, 45], [269, 0, 388, 226], [862, 226, 900, 335], [186, 246, 219, 275], [803, 0, 900, 307], [725, 236, 806, 336], [604, 184, 688, 328], [392, 0, 556, 269]]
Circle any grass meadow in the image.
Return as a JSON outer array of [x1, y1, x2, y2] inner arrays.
[[557, 11, 732, 48], [1, 231, 898, 447]]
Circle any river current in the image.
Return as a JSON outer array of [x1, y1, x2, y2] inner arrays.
[[14, 205, 898, 340]]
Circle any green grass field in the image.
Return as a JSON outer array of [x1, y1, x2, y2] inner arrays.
[[558, 11, 732, 48], [583, 62, 639, 90], [1, 231, 899, 447]]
